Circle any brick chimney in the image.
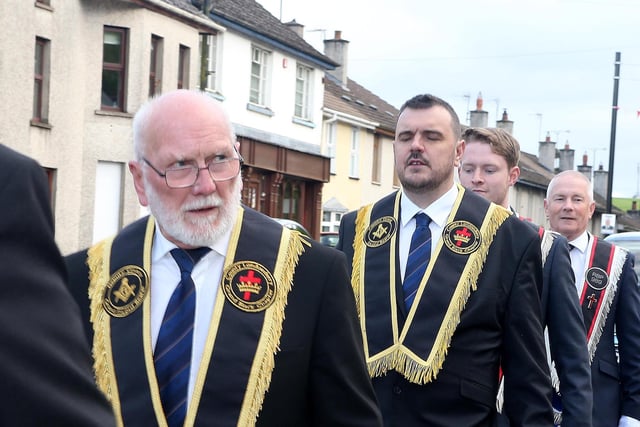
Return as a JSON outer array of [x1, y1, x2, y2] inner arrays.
[[496, 109, 514, 134], [593, 163, 609, 198], [538, 132, 556, 171], [577, 151, 593, 181], [323, 30, 349, 86], [284, 19, 304, 38], [469, 92, 488, 128], [557, 141, 575, 172]]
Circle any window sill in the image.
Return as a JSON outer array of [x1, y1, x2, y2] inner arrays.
[[205, 90, 225, 102], [246, 103, 274, 117], [95, 109, 134, 119], [30, 119, 52, 130], [34, 1, 53, 12], [292, 117, 315, 128], [348, 176, 360, 181]]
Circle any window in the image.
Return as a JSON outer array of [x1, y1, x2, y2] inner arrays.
[[349, 127, 360, 178], [101, 27, 128, 111], [372, 135, 382, 184], [149, 35, 163, 97], [93, 162, 123, 243], [249, 46, 270, 106], [321, 211, 343, 233], [33, 37, 50, 123], [199, 33, 217, 91], [178, 45, 190, 89], [43, 167, 56, 214], [325, 121, 337, 174], [294, 64, 312, 119]]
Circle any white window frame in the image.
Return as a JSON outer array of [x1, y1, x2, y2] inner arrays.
[[349, 127, 360, 178], [249, 46, 270, 106], [325, 121, 337, 174], [294, 64, 312, 120], [199, 33, 218, 92]]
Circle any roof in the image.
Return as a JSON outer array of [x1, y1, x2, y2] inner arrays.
[[323, 74, 399, 132], [205, 0, 336, 69], [518, 151, 555, 190]]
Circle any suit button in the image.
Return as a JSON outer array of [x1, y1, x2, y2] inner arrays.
[[393, 386, 402, 395]]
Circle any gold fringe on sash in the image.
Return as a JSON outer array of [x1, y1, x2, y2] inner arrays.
[[87, 237, 118, 404], [238, 228, 309, 426], [351, 205, 373, 318], [397, 203, 510, 384]]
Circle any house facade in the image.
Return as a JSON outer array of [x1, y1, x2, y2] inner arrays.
[[1, 0, 335, 253]]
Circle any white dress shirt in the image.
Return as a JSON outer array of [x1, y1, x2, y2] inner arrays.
[[568, 230, 590, 296], [150, 226, 232, 405], [399, 184, 458, 282]]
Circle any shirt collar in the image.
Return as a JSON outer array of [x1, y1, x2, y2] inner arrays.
[[569, 230, 590, 254], [400, 184, 458, 229]]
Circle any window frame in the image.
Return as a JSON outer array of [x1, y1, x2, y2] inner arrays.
[[294, 63, 312, 120], [199, 33, 218, 92], [101, 26, 128, 112], [349, 127, 360, 178], [33, 37, 50, 123], [149, 35, 163, 97], [249, 46, 270, 106], [178, 44, 190, 89]]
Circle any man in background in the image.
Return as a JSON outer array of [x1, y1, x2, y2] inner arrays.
[[458, 127, 592, 427], [546, 170, 640, 427]]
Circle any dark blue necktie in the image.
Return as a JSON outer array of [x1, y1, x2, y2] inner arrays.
[[154, 247, 210, 427], [403, 213, 432, 310]]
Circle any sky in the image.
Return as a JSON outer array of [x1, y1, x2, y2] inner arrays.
[[257, 0, 640, 198]]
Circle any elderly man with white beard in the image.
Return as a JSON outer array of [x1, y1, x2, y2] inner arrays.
[[65, 89, 382, 427]]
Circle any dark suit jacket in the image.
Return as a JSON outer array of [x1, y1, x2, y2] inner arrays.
[[587, 239, 640, 427], [541, 231, 592, 427], [337, 191, 552, 427], [0, 144, 115, 426], [66, 209, 382, 426]]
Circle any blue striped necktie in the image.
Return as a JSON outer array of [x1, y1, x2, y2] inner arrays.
[[403, 213, 432, 310], [154, 247, 210, 427]]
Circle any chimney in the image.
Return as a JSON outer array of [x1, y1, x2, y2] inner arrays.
[[496, 108, 514, 134], [323, 30, 349, 86], [284, 19, 304, 38], [593, 165, 609, 198], [577, 151, 593, 181], [469, 92, 488, 128], [191, 0, 213, 14], [557, 141, 575, 172], [538, 132, 556, 171]]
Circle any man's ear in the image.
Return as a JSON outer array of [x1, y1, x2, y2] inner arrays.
[[508, 166, 520, 186], [129, 161, 149, 207]]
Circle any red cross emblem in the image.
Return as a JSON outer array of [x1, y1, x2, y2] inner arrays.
[[239, 270, 262, 301]]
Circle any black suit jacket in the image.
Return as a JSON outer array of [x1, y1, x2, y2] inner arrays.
[[540, 231, 592, 427], [0, 144, 115, 426], [337, 190, 552, 427], [586, 239, 640, 427], [66, 209, 382, 426]]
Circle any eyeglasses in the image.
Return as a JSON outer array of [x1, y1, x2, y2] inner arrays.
[[142, 153, 244, 189]]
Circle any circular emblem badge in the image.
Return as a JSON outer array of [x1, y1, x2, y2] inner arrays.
[[364, 216, 397, 248], [222, 261, 277, 313], [443, 221, 481, 255], [585, 267, 609, 291], [103, 265, 149, 318]]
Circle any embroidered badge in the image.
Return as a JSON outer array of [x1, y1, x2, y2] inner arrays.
[[443, 221, 481, 254], [364, 216, 397, 248], [222, 261, 277, 313], [585, 267, 609, 291], [103, 265, 149, 318]]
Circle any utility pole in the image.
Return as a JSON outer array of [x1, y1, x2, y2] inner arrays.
[[607, 52, 621, 214]]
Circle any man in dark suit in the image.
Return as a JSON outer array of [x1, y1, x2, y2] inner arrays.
[[546, 170, 640, 427], [337, 94, 552, 426], [459, 127, 592, 426], [65, 90, 382, 427], [0, 144, 115, 426]]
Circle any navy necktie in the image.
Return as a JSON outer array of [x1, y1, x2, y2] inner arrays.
[[154, 247, 210, 427], [403, 213, 432, 310]]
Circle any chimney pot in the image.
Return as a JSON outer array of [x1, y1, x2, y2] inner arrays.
[[476, 92, 483, 111], [583, 152, 588, 166], [502, 109, 508, 120], [335, 30, 341, 39], [545, 131, 551, 142]]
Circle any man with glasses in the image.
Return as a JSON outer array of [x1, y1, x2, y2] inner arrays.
[[65, 90, 382, 427]]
